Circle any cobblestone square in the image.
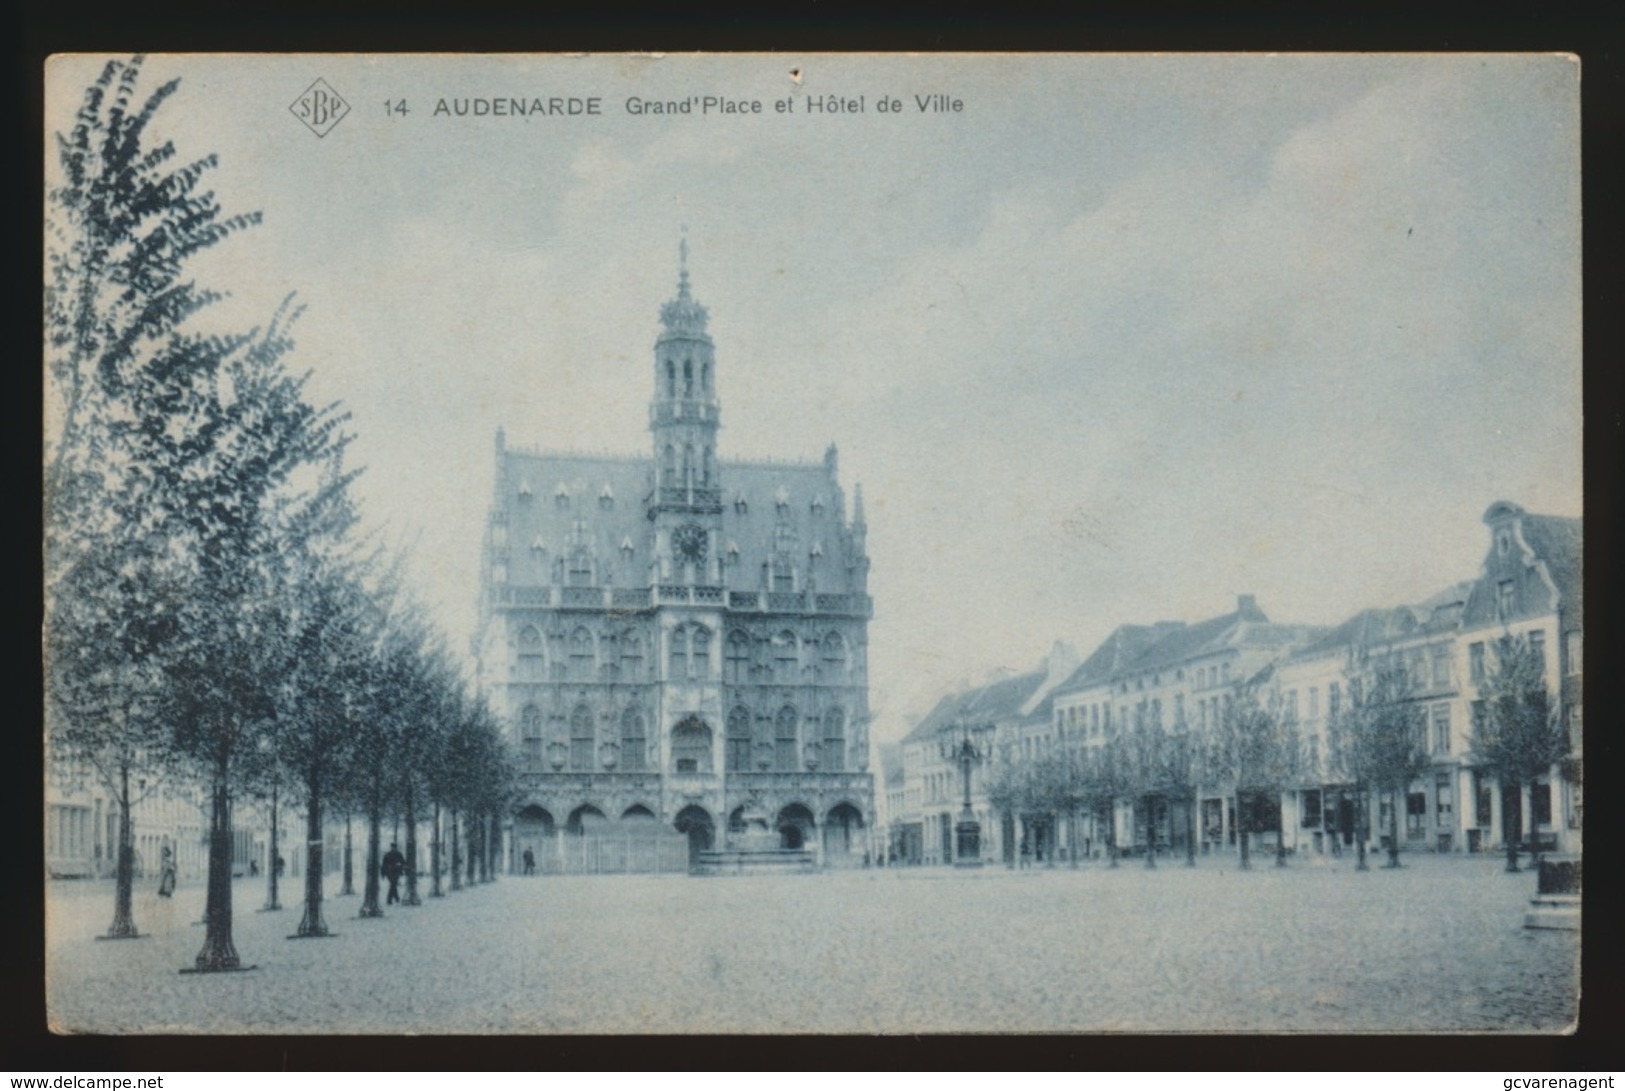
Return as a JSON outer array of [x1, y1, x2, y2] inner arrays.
[[47, 853, 1577, 1034]]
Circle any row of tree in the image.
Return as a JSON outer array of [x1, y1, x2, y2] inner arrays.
[[44, 55, 513, 971], [977, 641, 1567, 874]]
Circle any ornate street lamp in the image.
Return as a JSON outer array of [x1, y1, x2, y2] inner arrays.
[[939, 722, 988, 868]]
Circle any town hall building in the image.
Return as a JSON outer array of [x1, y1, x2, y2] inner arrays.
[[475, 243, 875, 872]]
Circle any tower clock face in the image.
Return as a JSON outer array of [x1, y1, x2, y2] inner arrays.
[[673, 523, 708, 565]]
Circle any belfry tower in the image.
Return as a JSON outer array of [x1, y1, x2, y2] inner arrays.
[[648, 236, 724, 585]]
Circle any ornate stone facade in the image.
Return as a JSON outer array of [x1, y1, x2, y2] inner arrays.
[[476, 244, 875, 870]]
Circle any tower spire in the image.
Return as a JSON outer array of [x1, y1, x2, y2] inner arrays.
[[660, 228, 708, 336], [678, 226, 690, 299]]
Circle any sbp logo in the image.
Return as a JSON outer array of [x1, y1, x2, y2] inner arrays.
[[290, 78, 351, 137]]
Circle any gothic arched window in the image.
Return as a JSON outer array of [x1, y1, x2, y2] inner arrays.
[[520, 705, 544, 771], [773, 631, 798, 682], [691, 626, 712, 680], [821, 632, 846, 680], [663, 445, 677, 487], [666, 359, 676, 398], [683, 359, 693, 396], [570, 704, 595, 771], [683, 444, 694, 485], [703, 446, 714, 486], [518, 625, 544, 681], [823, 709, 846, 772], [620, 630, 644, 681], [725, 630, 750, 684], [620, 709, 646, 773], [726, 706, 752, 771], [668, 625, 688, 679], [569, 627, 594, 680], [775, 706, 798, 772], [671, 718, 712, 774]]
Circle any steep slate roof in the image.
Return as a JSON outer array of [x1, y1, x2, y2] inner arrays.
[[1522, 513, 1583, 618], [1053, 623, 1179, 696], [877, 741, 905, 787], [903, 669, 1048, 743], [493, 448, 863, 596]]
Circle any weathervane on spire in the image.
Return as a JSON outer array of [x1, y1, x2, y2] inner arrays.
[[660, 224, 709, 336]]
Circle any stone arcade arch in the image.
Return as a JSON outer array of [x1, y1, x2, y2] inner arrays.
[[776, 803, 816, 851], [823, 802, 865, 865], [673, 804, 714, 864], [514, 805, 555, 874], [566, 803, 607, 835]]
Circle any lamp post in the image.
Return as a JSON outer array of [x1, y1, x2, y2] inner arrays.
[[940, 723, 986, 868]]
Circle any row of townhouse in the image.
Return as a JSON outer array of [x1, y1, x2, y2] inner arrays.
[[889, 501, 1581, 866]]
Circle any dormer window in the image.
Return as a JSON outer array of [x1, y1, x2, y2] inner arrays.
[[620, 536, 635, 558], [734, 494, 749, 514], [810, 540, 823, 559], [518, 478, 533, 499], [555, 482, 570, 507], [774, 485, 790, 511], [726, 540, 740, 563], [530, 536, 547, 553], [599, 483, 615, 509], [811, 494, 826, 515]]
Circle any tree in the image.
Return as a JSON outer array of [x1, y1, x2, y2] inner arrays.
[[1470, 634, 1569, 873], [1123, 718, 1168, 868], [1330, 658, 1428, 869], [1207, 669, 1299, 870], [1162, 724, 1207, 868], [981, 746, 1029, 869], [1078, 738, 1131, 868], [45, 53, 259, 943], [164, 300, 354, 972]]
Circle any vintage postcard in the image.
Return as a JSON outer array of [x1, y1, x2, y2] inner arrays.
[[43, 53, 1581, 1034]]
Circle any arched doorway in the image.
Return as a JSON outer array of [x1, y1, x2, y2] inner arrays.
[[776, 803, 816, 851], [515, 805, 555, 874], [566, 803, 607, 836], [673, 805, 714, 865], [823, 802, 865, 865]]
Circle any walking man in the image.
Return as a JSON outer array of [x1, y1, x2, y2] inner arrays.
[[522, 847, 536, 876], [382, 841, 406, 905]]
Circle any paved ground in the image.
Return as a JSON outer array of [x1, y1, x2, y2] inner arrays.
[[46, 853, 1578, 1034]]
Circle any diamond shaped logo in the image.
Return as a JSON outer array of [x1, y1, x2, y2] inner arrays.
[[289, 78, 351, 138]]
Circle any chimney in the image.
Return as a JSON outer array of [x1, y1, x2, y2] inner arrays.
[[1237, 594, 1258, 615]]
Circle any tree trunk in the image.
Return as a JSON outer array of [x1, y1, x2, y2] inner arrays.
[[429, 801, 444, 897], [1236, 789, 1251, 870], [340, 812, 355, 895], [1503, 780, 1522, 873], [1386, 788, 1402, 867], [1276, 793, 1288, 868], [263, 784, 281, 910], [403, 784, 421, 906], [478, 813, 491, 883], [1106, 806, 1119, 868], [449, 809, 462, 891], [1067, 809, 1079, 870], [104, 762, 139, 939], [359, 791, 384, 917], [192, 778, 240, 971], [294, 767, 327, 938], [467, 813, 479, 885], [1185, 790, 1198, 868], [486, 813, 499, 881], [1144, 798, 1157, 869], [1355, 787, 1369, 871]]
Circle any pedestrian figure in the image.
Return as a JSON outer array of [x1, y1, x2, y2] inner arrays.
[[249, 858, 260, 877], [157, 844, 177, 897], [522, 847, 535, 876], [382, 841, 406, 905]]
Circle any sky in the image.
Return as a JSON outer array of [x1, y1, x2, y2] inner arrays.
[[45, 53, 1582, 744]]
